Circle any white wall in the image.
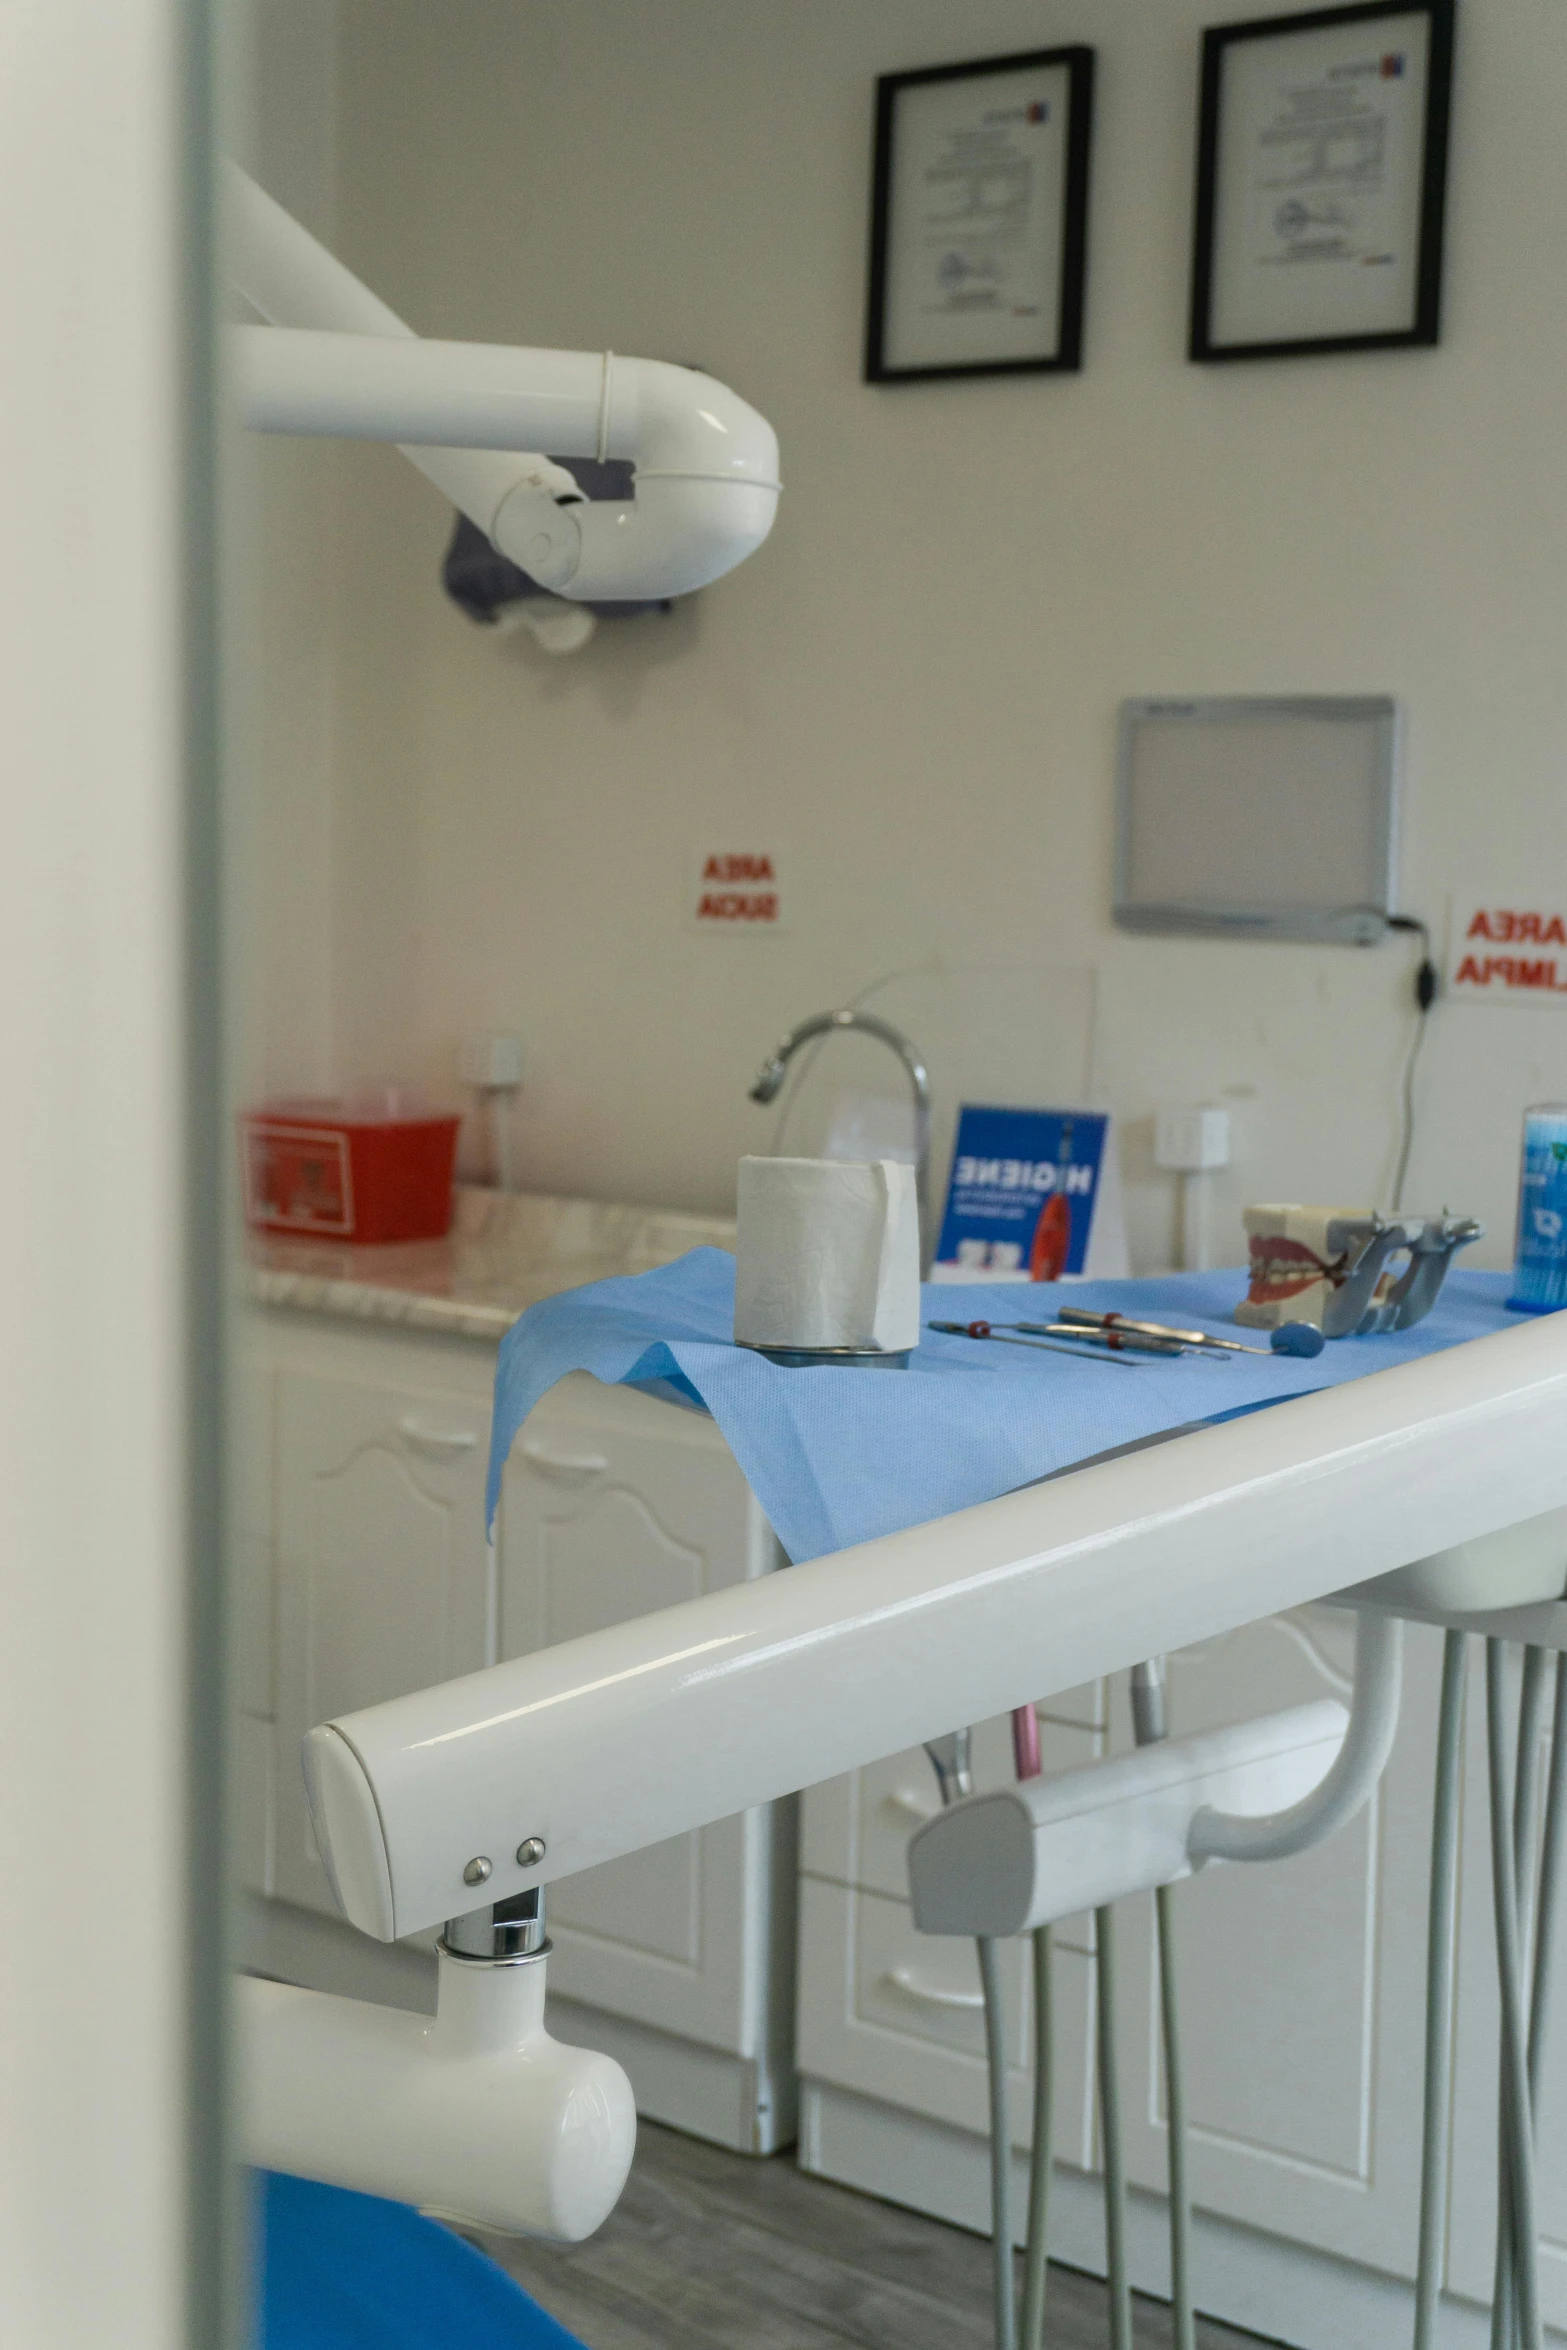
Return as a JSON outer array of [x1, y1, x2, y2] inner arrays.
[[232, 0, 342, 1100], [266, 0, 1567, 1271]]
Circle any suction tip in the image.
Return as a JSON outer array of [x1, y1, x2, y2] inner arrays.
[[1272, 1322, 1326, 1358]]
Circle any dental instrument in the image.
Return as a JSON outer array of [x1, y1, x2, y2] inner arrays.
[[748, 1009, 933, 1270], [928, 1318, 1137, 1365], [1055, 1305, 1327, 1359], [226, 165, 781, 603], [1023, 1319, 1203, 1357]]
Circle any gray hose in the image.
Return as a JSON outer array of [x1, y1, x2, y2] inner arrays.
[[1527, 1655, 1567, 2102], [1415, 1629, 1466, 2350], [1500, 1651, 1567, 2350], [1156, 1881, 1196, 2350], [1020, 1924, 1053, 2350], [1493, 1646, 1548, 2350], [1486, 1641, 1544, 2350], [1095, 1905, 1133, 2350], [978, 1933, 1017, 2350], [1131, 1657, 1196, 2350]]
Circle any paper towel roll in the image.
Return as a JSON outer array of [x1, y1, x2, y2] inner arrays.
[[734, 1157, 920, 1354]]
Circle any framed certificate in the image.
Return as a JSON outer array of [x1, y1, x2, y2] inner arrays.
[[1189, 1, 1455, 363], [865, 47, 1095, 383]]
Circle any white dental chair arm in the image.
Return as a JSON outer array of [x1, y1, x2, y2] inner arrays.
[[237, 1946, 636, 2241], [224, 163, 780, 600], [303, 1315, 1567, 1944]]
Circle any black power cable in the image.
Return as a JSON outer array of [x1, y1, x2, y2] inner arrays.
[[1385, 915, 1439, 1212]]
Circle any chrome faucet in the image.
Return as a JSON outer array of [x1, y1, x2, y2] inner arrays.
[[747, 1007, 932, 1273]]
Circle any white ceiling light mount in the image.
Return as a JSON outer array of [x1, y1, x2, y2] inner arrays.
[[225, 164, 781, 603]]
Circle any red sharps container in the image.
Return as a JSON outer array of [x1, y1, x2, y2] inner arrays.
[[241, 1099, 461, 1244]]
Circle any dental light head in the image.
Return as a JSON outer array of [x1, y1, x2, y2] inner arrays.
[[225, 164, 781, 603]]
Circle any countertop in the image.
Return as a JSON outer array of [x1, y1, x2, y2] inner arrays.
[[246, 1185, 736, 1342]]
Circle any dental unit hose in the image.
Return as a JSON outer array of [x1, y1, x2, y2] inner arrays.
[[925, 1731, 1015, 2350], [1414, 1632, 1466, 2350], [1492, 1644, 1547, 2349], [1131, 1659, 1195, 2350], [1486, 1642, 1545, 2350], [1011, 1704, 1052, 2350], [1094, 1901, 1133, 2350]]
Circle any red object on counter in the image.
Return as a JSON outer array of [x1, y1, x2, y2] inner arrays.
[[1029, 1190, 1072, 1282], [241, 1103, 461, 1244]]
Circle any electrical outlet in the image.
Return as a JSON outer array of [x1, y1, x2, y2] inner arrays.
[[1154, 1105, 1230, 1173], [460, 1032, 524, 1089]]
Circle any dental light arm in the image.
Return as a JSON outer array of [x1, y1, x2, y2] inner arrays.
[[304, 1315, 1567, 1945], [225, 163, 780, 600]]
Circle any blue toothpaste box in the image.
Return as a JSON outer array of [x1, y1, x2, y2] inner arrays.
[[934, 1105, 1126, 1282]]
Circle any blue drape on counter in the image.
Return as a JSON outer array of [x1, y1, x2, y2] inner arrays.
[[487, 1254, 1522, 1563]]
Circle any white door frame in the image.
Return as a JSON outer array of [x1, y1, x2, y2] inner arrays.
[[0, 3, 227, 2343]]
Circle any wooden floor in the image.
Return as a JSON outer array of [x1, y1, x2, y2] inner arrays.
[[469, 2121, 1272, 2350]]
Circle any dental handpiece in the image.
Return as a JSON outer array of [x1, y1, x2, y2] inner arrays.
[[1054, 1307, 1325, 1360], [1014, 1319, 1199, 1358]]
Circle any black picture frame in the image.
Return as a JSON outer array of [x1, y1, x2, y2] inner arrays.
[[864, 46, 1096, 384], [1189, 0, 1456, 364]]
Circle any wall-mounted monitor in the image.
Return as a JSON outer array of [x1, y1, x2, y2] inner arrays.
[[1113, 696, 1400, 947]]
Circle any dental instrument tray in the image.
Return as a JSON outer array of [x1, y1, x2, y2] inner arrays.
[[488, 1252, 1524, 1566]]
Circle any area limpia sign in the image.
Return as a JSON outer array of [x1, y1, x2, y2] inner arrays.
[[1447, 900, 1567, 1007]]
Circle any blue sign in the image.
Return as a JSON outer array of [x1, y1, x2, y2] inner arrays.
[[935, 1105, 1110, 1279]]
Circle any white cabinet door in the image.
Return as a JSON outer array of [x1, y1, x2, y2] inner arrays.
[[797, 1877, 1098, 2179], [1110, 1608, 1440, 2281], [498, 1375, 782, 2055], [273, 1365, 490, 1916]]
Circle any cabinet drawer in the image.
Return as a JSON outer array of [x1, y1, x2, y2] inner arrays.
[[797, 1877, 1096, 2166]]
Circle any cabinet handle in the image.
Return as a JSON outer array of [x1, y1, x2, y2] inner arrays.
[[883, 1787, 940, 1824], [881, 1966, 984, 2012], [397, 1415, 479, 1452], [519, 1435, 610, 1477]]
